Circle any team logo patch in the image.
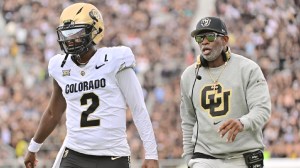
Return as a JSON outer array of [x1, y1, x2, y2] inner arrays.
[[62, 69, 71, 76], [201, 18, 211, 27], [81, 71, 85, 76], [200, 83, 231, 117], [89, 9, 102, 21]]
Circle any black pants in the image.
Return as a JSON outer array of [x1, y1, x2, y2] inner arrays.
[[60, 148, 130, 168]]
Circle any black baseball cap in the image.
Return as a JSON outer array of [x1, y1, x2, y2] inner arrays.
[[191, 17, 228, 37]]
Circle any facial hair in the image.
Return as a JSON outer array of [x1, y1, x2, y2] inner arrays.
[[202, 45, 224, 62]]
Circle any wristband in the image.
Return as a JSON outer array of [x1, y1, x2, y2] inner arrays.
[[28, 138, 43, 153]]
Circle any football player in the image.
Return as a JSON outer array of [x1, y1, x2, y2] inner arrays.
[[24, 3, 159, 168]]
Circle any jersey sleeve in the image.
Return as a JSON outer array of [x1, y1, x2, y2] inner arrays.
[[116, 68, 158, 160], [48, 54, 65, 80], [48, 55, 58, 78]]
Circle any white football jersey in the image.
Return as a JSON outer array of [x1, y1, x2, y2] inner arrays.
[[48, 46, 150, 157]]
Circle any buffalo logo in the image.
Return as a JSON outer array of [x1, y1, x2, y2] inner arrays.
[[89, 9, 102, 22], [200, 18, 211, 27], [62, 69, 71, 76], [201, 83, 231, 117]]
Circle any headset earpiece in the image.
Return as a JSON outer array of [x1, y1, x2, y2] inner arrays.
[[225, 46, 231, 61], [196, 55, 201, 68]]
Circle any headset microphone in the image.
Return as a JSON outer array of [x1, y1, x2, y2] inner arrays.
[[191, 55, 202, 154]]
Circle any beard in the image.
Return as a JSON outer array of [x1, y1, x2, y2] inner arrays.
[[202, 45, 224, 62]]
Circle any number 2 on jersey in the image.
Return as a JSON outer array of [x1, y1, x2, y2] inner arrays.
[[80, 92, 100, 127]]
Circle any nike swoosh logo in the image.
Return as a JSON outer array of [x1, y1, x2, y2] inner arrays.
[[213, 121, 222, 125], [111, 156, 122, 160], [95, 64, 105, 69]]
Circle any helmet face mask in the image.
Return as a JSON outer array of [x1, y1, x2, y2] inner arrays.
[[57, 3, 104, 58], [57, 23, 95, 55]]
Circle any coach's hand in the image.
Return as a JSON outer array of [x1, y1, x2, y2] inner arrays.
[[142, 159, 159, 168], [24, 151, 38, 168], [218, 119, 244, 143]]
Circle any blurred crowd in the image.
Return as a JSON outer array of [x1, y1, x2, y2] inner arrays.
[[0, 0, 299, 166]]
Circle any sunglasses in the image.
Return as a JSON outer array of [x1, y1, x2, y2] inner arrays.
[[194, 32, 224, 43]]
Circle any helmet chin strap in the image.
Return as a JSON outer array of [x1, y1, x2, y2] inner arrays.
[[61, 54, 69, 67], [71, 54, 87, 66], [73, 42, 92, 65], [73, 44, 96, 65], [74, 54, 89, 65]]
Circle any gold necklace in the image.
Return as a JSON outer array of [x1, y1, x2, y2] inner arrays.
[[207, 62, 228, 94]]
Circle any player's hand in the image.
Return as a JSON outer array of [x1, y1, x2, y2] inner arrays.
[[24, 151, 38, 168], [141, 159, 159, 168], [218, 119, 244, 143]]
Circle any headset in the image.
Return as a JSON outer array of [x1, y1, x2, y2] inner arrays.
[[190, 46, 231, 153]]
